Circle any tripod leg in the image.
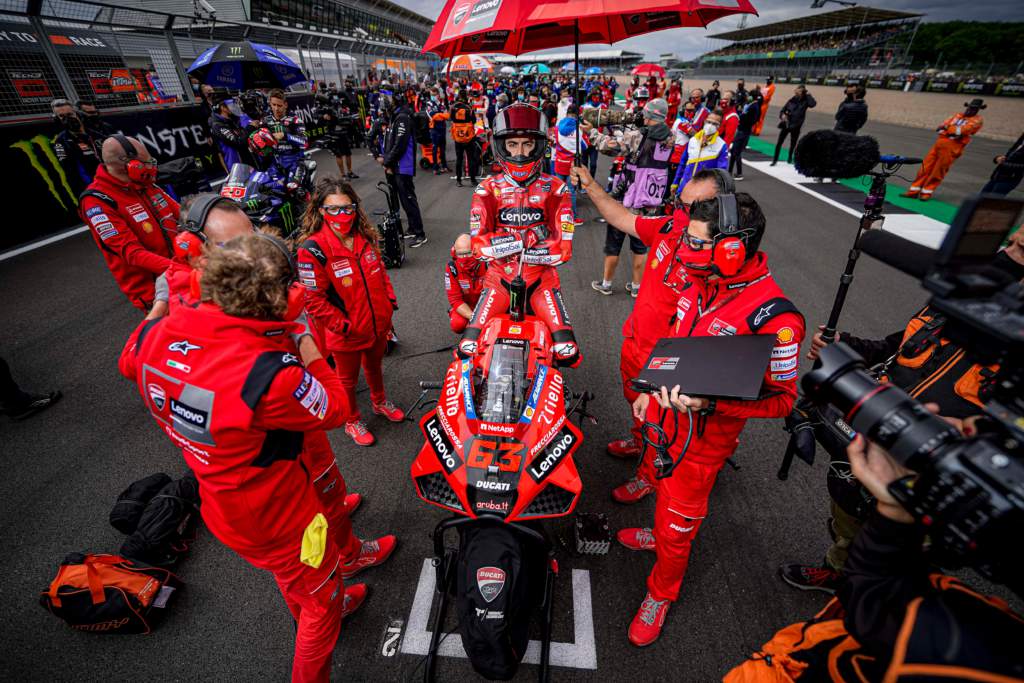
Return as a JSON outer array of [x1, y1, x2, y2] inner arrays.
[[425, 549, 455, 683], [539, 559, 556, 683]]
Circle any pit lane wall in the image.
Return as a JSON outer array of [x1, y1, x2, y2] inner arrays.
[[3, 93, 328, 251]]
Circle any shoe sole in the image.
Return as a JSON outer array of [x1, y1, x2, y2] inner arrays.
[[409, 239, 428, 248], [778, 568, 837, 594], [628, 634, 659, 647], [342, 538, 398, 580], [348, 434, 376, 447]]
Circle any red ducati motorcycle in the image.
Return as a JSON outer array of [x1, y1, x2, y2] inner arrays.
[[411, 256, 592, 682]]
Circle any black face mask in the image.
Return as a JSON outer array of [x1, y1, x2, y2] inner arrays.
[[59, 115, 81, 131], [991, 250, 1024, 281], [82, 112, 101, 123]]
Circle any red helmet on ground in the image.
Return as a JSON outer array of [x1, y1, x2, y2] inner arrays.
[[492, 103, 548, 185]]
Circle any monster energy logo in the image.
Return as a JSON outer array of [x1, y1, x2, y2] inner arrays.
[[11, 134, 77, 210]]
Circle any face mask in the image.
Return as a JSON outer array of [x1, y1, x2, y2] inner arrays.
[[992, 250, 1024, 281], [703, 123, 718, 137], [681, 242, 714, 277], [517, 94, 525, 101], [455, 255, 478, 272], [324, 211, 357, 235], [60, 115, 80, 130]]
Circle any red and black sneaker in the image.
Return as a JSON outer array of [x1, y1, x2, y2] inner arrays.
[[342, 535, 398, 579], [778, 561, 842, 594]]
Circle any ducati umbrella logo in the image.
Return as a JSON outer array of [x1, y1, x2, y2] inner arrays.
[[476, 566, 506, 603], [453, 3, 471, 25], [147, 383, 166, 410]]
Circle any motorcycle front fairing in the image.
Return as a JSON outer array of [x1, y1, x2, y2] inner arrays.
[[411, 317, 582, 522]]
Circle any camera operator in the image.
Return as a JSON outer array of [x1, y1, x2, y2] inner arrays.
[[780, 229, 1024, 594], [727, 432, 1024, 681], [376, 93, 427, 248], [314, 94, 357, 180], [209, 96, 253, 172]]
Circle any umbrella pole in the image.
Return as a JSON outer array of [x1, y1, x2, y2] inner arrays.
[[574, 19, 580, 187]]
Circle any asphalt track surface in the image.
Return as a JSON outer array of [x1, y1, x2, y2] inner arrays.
[[0, 126, 996, 682]]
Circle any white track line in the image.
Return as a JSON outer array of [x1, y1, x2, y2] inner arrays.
[[400, 557, 597, 670]]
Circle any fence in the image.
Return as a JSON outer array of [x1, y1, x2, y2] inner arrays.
[[0, 0, 426, 122]]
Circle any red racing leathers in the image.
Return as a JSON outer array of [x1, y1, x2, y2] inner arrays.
[[464, 173, 579, 365], [444, 258, 485, 333], [642, 252, 805, 603], [79, 164, 180, 310], [119, 303, 353, 682], [160, 258, 360, 561]]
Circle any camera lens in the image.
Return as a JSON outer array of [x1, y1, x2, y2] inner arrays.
[[803, 343, 961, 469]]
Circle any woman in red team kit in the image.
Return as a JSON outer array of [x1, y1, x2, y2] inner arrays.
[[297, 179, 405, 447]]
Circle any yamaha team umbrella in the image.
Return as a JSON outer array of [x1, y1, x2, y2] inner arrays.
[[187, 41, 306, 90], [585, 66, 603, 75]]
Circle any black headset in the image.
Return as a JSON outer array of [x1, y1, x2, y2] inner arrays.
[[112, 134, 136, 160], [252, 231, 297, 281], [180, 192, 229, 243]]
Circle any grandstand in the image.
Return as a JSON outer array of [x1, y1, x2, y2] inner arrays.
[[698, 7, 922, 78]]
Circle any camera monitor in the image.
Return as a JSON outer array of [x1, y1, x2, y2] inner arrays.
[[935, 195, 1023, 270]]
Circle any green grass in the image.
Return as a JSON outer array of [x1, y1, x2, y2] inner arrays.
[[745, 136, 958, 224]]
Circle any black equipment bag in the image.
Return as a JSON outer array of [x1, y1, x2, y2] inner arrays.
[[156, 157, 212, 198], [456, 523, 546, 681], [118, 473, 201, 567], [109, 472, 172, 535], [412, 110, 433, 145], [376, 181, 405, 269]]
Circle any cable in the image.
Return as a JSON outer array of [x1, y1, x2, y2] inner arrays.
[[641, 404, 695, 480]]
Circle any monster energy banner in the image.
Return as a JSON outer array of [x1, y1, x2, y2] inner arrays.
[[1, 94, 317, 250]]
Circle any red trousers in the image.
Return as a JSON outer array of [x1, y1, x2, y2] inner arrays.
[[620, 337, 658, 484], [302, 430, 361, 562], [450, 308, 470, 333], [909, 138, 965, 196], [466, 267, 574, 339], [648, 457, 725, 602], [331, 334, 388, 423]]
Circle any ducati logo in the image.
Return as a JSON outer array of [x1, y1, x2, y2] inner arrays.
[[147, 383, 166, 410], [453, 3, 471, 24], [476, 566, 506, 603], [168, 340, 201, 356]]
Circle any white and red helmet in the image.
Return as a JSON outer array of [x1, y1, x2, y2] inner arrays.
[[492, 103, 548, 185]]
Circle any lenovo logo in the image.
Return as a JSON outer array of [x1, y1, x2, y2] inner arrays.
[[425, 416, 462, 474], [528, 426, 576, 483], [498, 207, 543, 226]]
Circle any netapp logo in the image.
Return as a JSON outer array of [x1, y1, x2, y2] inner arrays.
[[528, 425, 576, 483], [169, 398, 207, 427], [498, 207, 543, 226], [479, 421, 516, 436], [425, 416, 462, 474]]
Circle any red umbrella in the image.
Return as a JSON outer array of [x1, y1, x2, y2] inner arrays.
[[631, 63, 667, 78], [424, 0, 587, 59], [526, 0, 759, 41]]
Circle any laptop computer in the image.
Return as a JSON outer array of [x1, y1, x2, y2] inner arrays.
[[631, 335, 778, 400]]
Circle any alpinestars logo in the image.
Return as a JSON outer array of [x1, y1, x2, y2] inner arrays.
[[476, 566, 506, 603], [753, 303, 777, 328], [168, 340, 201, 356]]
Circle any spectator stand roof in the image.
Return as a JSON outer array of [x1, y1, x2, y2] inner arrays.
[[709, 6, 921, 42]]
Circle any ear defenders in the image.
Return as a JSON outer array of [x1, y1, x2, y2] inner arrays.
[[113, 134, 158, 185], [174, 192, 226, 261], [252, 231, 305, 322], [702, 170, 747, 277]]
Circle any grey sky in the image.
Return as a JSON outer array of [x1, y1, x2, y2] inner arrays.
[[401, 0, 1024, 60]]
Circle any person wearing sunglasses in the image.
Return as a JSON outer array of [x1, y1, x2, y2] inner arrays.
[[445, 233, 485, 333], [297, 178, 405, 447]]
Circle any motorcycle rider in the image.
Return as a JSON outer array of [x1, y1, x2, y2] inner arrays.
[[79, 135, 180, 311], [119, 233, 369, 682], [263, 88, 308, 178], [461, 102, 581, 368], [445, 233, 485, 333]]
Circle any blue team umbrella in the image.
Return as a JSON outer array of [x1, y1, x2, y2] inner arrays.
[[187, 41, 306, 90], [521, 63, 552, 75], [585, 66, 603, 75], [561, 61, 578, 71]]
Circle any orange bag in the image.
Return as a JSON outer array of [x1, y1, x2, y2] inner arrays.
[[40, 553, 181, 634]]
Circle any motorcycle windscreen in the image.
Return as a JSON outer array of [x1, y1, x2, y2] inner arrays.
[[220, 163, 254, 200], [475, 339, 530, 424]]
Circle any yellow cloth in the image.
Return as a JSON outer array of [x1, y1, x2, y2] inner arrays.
[[300, 513, 329, 569]]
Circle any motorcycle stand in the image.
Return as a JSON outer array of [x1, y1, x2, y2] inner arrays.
[[424, 516, 557, 683]]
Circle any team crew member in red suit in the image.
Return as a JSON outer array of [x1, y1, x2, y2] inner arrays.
[[582, 184, 805, 646], [79, 135, 180, 311], [445, 233, 485, 333], [572, 165, 724, 500], [719, 90, 740, 147], [119, 234, 382, 682], [157, 195, 383, 570], [297, 178, 405, 447], [461, 103, 581, 368]]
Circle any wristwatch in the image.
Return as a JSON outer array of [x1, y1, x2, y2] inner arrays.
[[699, 398, 717, 416]]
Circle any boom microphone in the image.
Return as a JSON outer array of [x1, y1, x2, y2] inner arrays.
[[879, 154, 923, 166], [859, 229, 937, 280], [793, 130, 880, 179]]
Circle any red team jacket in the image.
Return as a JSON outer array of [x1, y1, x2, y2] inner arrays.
[[79, 164, 180, 310], [644, 245, 805, 463], [297, 230, 397, 353], [118, 303, 347, 558], [444, 259, 485, 311]]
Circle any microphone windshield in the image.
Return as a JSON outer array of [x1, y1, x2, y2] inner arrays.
[[794, 130, 880, 179]]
